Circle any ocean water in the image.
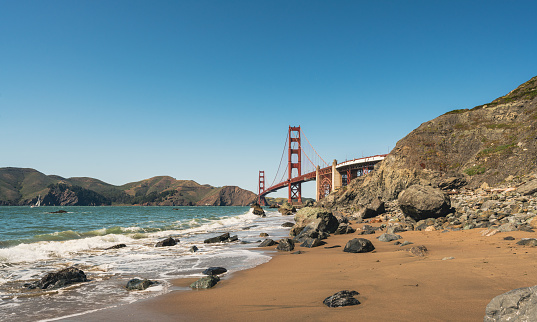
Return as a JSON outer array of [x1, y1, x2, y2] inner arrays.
[[0, 206, 291, 321]]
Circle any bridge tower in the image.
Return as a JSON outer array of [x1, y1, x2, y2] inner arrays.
[[288, 126, 302, 204], [258, 171, 266, 206]]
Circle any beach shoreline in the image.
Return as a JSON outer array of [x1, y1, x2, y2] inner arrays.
[[72, 224, 537, 321]]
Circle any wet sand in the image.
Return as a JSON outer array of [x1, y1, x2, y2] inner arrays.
[[75, 227, 537, 321]]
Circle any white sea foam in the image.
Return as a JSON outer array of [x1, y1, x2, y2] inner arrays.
[[0, 206, 290, 321]]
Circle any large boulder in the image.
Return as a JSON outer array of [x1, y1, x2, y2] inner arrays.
[[26, 267, 87, 290], [398, 185, 451, 221], [484, 285, 537, 321], [343, 238, 375, 253], [290, 207, 339, 237], [357, 197, 386, 220], [518, 179, 537, 196]]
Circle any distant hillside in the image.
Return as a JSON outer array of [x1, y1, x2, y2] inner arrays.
[[319, 76, 537, 210], [0, 168, 257, 206]]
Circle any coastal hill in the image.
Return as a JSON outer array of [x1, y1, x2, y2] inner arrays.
[[0, 168, 257, 206], [320, 75, 537, 210]]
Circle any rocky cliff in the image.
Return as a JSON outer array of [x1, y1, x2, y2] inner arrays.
[[0, 168, 257, 206], [195, 186, 258, 206], [319, 76, 537, 212]]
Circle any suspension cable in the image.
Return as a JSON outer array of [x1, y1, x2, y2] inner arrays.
[[301, 129, 328, 166], [269, 133, 289, 187]]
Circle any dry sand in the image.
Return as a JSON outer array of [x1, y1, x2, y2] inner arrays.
[[75, 226, 537, 321]]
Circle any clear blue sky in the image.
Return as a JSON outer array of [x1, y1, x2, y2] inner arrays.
[[1, 0, 536, 198]]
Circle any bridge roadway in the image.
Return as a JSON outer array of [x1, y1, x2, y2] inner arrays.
[[259, 154, 387, 202]]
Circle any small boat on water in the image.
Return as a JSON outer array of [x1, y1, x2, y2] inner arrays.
[[31, 195, 41, 208]]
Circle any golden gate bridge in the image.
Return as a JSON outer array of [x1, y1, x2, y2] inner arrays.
[[258, 126, 387, 205]]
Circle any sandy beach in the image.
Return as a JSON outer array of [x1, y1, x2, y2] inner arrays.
[[74, 224, 537, 322]]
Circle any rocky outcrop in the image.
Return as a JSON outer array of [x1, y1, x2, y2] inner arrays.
[[195, 186, 258, 206], [518, 179, 537, 196], [26, 267, 87, 290], [484, 285, 537, 321], [398, 185, 452, 221], [290, 207, 339, 237], [318, 76, 537, 212], [251, 203, 265, 216]]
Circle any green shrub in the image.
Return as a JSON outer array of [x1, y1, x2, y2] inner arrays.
[[465, 165, 486, 176]]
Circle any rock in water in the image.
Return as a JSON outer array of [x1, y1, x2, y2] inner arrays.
[[484, 285, 537, 321], [105, 243, 127, 250], [343, 238, 375, 253], [398, 184, 451, 221], [155, 237, 178, 247], [190, 276, 220, 289], [204, 232, 230, 243], [27, 267, 87, 290], [276, 238, 295, 251], [202, 267, 227, 276], [251, 203, 266, 217], [189, 245, 199, 253], [126, 278, 158, 291], [258, 239, 277, 247], [323, 290, 360, 307]]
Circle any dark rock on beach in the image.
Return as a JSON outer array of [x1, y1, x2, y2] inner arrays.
[[155, 237, 179, 247], [276, 238, 295, 252], [334, 223, 356, 235], [202, 267, 227, 276], [27, 267, 87, 290], [258, 239, 277, 247], [126, 278, 158, 291], [408, 245, 428, 257], [281, 222, 295, 228], [323, 290, 361, 307], [378, 233, 402, 242], [300, 238, 325, 248], [189, 245, 199, 253], [516, 238, 537, 246], [190, 276, 220, 289], [290, 207, 339, 237], [343, 238, 375, 253], [484, 285, 537, 321]]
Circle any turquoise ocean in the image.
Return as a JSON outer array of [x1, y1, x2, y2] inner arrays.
[[0, 206, 290, 321]]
